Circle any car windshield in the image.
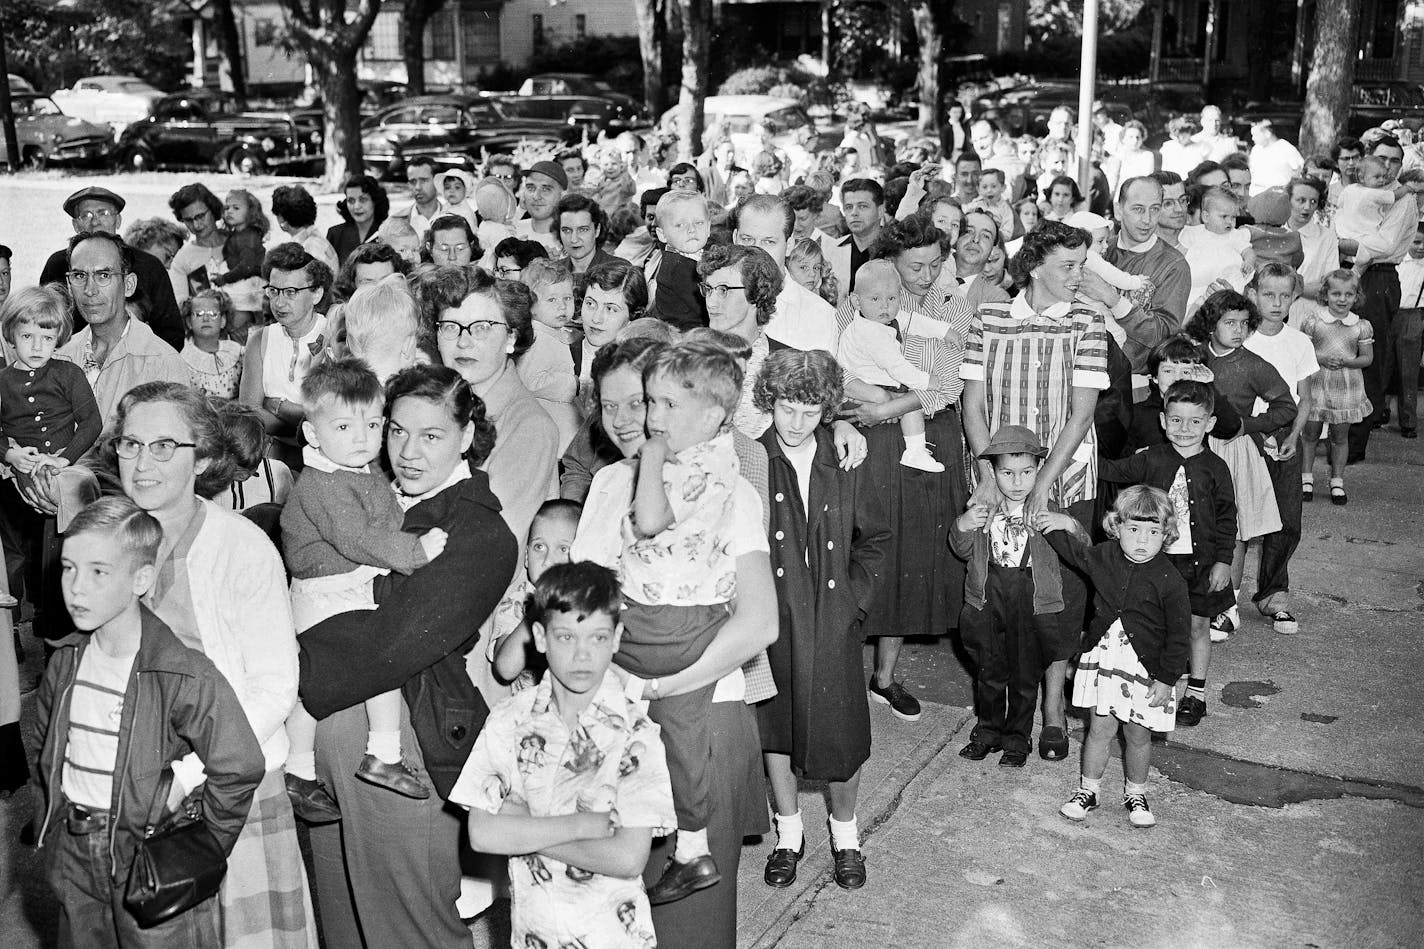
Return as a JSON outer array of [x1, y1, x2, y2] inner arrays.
[[116, 81, 156, 94], [24, 97, 61, 116], [763, 107, 810, 133], [468, 102, 500, 122]]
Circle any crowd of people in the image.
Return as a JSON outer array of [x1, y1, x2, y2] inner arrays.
[[0, 96, 1419, 949]]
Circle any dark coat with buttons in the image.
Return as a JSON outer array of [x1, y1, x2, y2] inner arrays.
[[1098, 444, 1237, 571], [757, 426, 890, 781]]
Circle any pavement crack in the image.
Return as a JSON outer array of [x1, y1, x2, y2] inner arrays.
[[1156, 740, 1424, 809]]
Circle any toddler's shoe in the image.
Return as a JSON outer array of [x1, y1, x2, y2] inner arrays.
[[899, 446, 945, 472], [355, 755, 431, 799], [285, 773, 342, 823], [1123, 792, 1157, 828], [1330, 479, 1348, 505], [1176, 695, 1207, 726], [830, 842, 866, 890], [1301, 475, 1314, 502], [1059, 788, 1098, 822], [1208, 609, 1235, 643], [648, 855, 720, 905]]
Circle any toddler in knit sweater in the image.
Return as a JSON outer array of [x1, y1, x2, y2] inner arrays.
[[280, 359, 449, 821]]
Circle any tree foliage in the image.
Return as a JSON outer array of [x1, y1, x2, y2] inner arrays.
[[1025, 0, 1148, 47], [0, 0, 188, 91]]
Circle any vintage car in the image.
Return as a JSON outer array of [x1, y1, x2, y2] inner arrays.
[[360, 94, 581, 176], [1231, 81, 1424, 144], [518, 73, 646, 119], [495, 93, 646, 137], [0, 93, 112, 168], [51, 75, 165, 129], [113, 91, 323, 173]]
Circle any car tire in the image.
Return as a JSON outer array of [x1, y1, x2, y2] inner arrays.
[[114, 144, 153, 173], [223, 146, 262, 175], [20, 146, 47, 170]]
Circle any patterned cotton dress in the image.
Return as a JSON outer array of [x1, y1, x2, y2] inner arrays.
[[1299, 308, 1374, 424]]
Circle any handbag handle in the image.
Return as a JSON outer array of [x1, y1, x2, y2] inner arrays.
[[140, 766, 193, 837]]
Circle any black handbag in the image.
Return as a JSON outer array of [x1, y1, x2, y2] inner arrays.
[[123, 767, 229, 928]]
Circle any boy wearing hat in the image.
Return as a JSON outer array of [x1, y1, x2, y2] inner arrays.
[[950, 426, 1067, 768]]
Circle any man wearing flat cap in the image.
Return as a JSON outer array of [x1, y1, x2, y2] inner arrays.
[[38, 187, 184, 350]]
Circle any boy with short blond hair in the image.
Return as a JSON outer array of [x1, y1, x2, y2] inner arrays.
[[647, 190, 713, 331], [453, 561, 674, 949], [36, 497, 265, 947]]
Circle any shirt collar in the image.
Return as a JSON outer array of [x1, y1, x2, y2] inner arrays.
[[1117, 231, 1159, 253], [1317, 308, 1360, 326], [302, 446, 370, 474], [529, 667, 628, 725], [1009, 293, 1072, 321], [394, 459, 471, 510]]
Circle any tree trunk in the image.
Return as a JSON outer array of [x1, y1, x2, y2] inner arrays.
[[211, 0, 247, 106], [320, 56, 364, 188], [909, 1, 942, 135], [634, 0, 666, 116], [676, 0, 710, 161], [403, 0, 448, 97], [1299, 0, 1358, 156], [0, 17, 20, 170], [1244, 0, 1273, 103]]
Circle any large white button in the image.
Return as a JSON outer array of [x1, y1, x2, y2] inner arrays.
[[827, 579, 836, 589], [27, 396, 34, 403], [827, 541, 835, 550], [775, 492, 785, 502], [776, 567, 785, 577], [775, 530, 784, 540]]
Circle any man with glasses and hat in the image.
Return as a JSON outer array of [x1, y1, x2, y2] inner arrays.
[[38, 186, 185, 350]]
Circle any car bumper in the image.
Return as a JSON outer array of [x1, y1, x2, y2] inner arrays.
[[51, 141, 111, 162]]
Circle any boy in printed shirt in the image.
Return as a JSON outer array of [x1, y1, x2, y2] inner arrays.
[[36, 498, 264, 947], [572, 340, 743, 904], [452, 562, 674, 949]]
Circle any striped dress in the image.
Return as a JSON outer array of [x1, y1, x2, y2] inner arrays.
[[961, 294, 1111, 507]]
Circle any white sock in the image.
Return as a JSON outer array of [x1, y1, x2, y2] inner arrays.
[[903, 433, 927, 454], [828, 814, 860, 851], [773, 810, 804, 852], [673, 827, 710, 862], [365, 730, 402, 765], [286, 751, 316, 782], [1080, 775, 1102, 794], [1124, 779, 1149, 797]]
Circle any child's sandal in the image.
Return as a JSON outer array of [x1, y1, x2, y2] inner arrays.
[[1330, 480, 1347, 506], [1301, 478, 1314, 502]]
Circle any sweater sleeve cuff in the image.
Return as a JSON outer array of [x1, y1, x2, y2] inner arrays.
[[1111, 296, 1134, 319]]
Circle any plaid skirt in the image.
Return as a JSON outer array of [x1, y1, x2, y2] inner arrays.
[[218, 769, 319, 949]]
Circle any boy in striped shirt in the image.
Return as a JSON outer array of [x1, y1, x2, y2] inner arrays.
[[34, 498, 264, 947]]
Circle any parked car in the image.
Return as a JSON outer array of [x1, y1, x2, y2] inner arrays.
[[113, 91, 322, 173], [495, 94, 644, 137], [518, 73, 646, 118], [1231, 81, 1424, 144], [657, 95, 830, 165], [8, 74, 35, 95], [0, 93, 112, 168], [975, 82, 1137, 140], [359, 94, 581, 177], [51, 75, 165, 129]]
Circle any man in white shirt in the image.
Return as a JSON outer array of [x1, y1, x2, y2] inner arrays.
[[734, 195, 838, 355], [513, 160, 567, 256], [1244, 263, 1319, 631], [401, 158, 446, 238], [1247, 120, 1304, 196], [1347, 136, 1422, 460]]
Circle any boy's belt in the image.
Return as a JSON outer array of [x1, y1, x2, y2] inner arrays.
[[65, 803, 109, 835]]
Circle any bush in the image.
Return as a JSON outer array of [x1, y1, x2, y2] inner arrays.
[[718, 63, 837, 108]]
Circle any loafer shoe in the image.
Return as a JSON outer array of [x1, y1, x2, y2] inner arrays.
[[831, 844, 866, 890], [648, 855, 721, 905], [1038, 725, 1069, 761], [957, 740, 1001, 760], [763, 843, 804, 888], [285, 773, 342, 823], [999, 750, 1028, 768], [355, 755, 431, 799], [869, 679, 921, 722], [1176, 695, 1206, 727]]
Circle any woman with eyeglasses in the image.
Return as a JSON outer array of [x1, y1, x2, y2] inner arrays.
[[429, 266, 558, 543], [112, 382, 320, 949], [168, 183, 227, 304], [237, 243, 334, 469]]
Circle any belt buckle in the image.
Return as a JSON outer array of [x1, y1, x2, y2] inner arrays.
[[66, 804, 107, 835]]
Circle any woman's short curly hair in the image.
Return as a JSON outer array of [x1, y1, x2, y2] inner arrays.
[[1188, 289, 1261, 342], [751, 348, 843, 420], [696, 244, 783, 326], [385, 363, 497, 468], [114, 383, 236, 499], [123, 217, 187, 258], [869, 215, 945, 261], [168, 183, 222, 221], [1008, 219, 1091, 286]]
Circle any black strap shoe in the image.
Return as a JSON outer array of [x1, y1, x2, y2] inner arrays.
[[763, 842, 804, 887], [831, 843, 866, 889], [958, 740, 1002, 761]]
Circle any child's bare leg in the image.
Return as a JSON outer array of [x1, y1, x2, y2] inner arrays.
[[763, 751, 805, 860], [827, 769, 864, 857], [1121, 721, 1153, 785], [898, 408, 944, 471], [899, 410, 925, 439], [1328, 423, 1351, 482], [1229, 540, 1246, 601], [1080, 711, 1117, 782], [1042, 659, 1068, 730], [285, 702, 319, 780], [1300, 421, 1323, 483], [1189, 614, 1211, 683]]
